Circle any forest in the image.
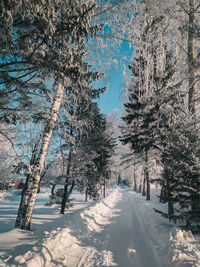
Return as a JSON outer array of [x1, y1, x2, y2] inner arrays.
[[0, 0, 200, 237]]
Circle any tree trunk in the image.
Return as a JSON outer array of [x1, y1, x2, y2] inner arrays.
[[145, 150, 150, 201], [85, 187, 88, 202], [146, 168, 150, 201], [16, 81, 64, 230], [15, 174, 33, 227], [138, 179, 142, 193], [133, 171, 137, 192], [60, 146, 72, 214], [159, 186, 165, 203], [168, 201, 174, 217], [188, 0, 197, 116], [68, 180, 75, 197], [51, 183, 56, 196], [142, 175, 146, 196], [15, 135, 42, 228], [103, 177, 106, 198]]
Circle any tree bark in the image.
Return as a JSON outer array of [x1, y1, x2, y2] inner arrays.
[[16, 81, 64, 230], [15, 173, 33, 227], [103, 177, 106, 198], [85, 187, 88, 202], [168, 201, 174, 216], [138, 179, 142, 193], [133, 171, 137, 192], [60, 155, 73, 214], [188, 0, 197, 116], [145, 150, 150, 201], [60, 125, 73, 215], [159, 186, 165, 203], [142, 175, 146, 196], [51, 183, 56, 196], [15, 137, 41, 228]]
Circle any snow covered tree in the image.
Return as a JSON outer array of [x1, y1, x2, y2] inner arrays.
[[133, 0, 200, 115], [75, 104, 116, 200], [0, 125, 20, 185], [14, 0, 101, 230], [93, 113, 116, 198], [121, 10, 183, 201], [155, 112, 200, 231]]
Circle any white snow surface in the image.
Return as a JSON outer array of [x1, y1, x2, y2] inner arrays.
[[0, 186, 199, 266]]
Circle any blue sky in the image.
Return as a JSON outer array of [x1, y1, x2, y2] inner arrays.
[[97, 64, 125, 117], [96, 40, 133, 117]]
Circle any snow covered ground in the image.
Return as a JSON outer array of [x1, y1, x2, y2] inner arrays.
[[0, 186, 200, 266]]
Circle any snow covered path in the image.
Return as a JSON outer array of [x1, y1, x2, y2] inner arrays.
[[76, 188, 173, 267], [1, 187, 200, 266], [104, 191, 160, 267]]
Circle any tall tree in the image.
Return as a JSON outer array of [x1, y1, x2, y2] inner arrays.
[[121, 12, 182, 201], [14, 0, 100, 230]]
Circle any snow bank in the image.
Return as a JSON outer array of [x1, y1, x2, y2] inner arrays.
[[81, 188, 121, 232], [14, 228, 84, 267], [127, 186, 200, 267], [170, 229, 200, 267], [3, 188, 122, 267]]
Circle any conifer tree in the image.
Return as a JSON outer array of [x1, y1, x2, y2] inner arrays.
[[75, 104, 116, 200], [155, 112, 200, 231]]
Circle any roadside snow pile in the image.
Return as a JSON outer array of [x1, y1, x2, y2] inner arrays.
[[14, 228, 84, 267], [171, 229, 200, 267], [81, 188, 122, 232], [128, 187, 200, 267], [2, 188, 122, 267]]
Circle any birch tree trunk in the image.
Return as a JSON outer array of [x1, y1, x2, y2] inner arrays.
[[15, 137, 41, 227], [188, 0, 197, 116], [15, 174, 33, 227], [16, 81, 64, 230]]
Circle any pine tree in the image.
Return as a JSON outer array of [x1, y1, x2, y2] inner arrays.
[[75, 104, 116, 200], [156, 112, 200, 231], [59, 73, 104, 213]]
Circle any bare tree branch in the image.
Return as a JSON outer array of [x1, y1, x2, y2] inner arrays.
[[92, 0, 123, 18], [0, 131, 24, 164]]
